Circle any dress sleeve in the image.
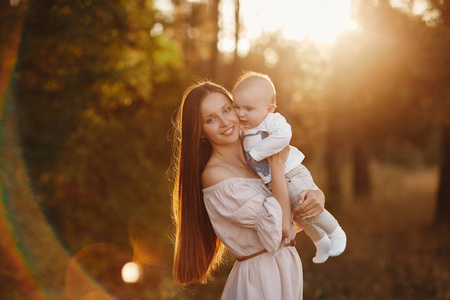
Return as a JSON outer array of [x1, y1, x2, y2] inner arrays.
[[204, 180, 283, 253], [249, 113, 292, 162]]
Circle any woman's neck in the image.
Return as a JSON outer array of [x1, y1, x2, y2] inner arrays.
[[211, 141, 247, 167]]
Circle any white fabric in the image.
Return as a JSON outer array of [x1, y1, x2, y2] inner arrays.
[[242, 112, 305, 184], [203, 177, 303, 300]]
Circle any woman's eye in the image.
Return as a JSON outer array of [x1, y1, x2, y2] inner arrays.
[[206, 117, 215, 123], [224, 106, 231, 113]]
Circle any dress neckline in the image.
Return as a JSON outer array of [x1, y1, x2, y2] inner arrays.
[[202, 177, 263, 193]]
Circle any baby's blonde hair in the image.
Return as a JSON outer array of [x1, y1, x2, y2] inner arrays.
[[232, 71, 277, 105]]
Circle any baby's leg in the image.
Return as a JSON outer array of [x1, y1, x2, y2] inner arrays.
[[286, 166, 331, 263], [287, 164, 346, 259], [311, 210, 346, 257], [311, 209, 338, 234], [286, 164, 318, 209], [294, 216, 331, 263]]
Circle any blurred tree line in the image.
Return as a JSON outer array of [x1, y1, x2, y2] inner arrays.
[[0, 0, 449, 295], [168, 0, 450, 219], [3, 0, 191, 262]]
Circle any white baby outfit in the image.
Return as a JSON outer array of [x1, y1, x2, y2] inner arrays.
[[242, 112, 346, 264]]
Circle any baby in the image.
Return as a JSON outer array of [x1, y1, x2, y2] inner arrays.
[[232, 72, 346, 263]]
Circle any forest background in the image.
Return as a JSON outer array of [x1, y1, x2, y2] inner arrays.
[[1, 0, 449, 299]]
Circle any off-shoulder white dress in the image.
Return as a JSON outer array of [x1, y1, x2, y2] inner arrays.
[[203, 177, 303, 300]]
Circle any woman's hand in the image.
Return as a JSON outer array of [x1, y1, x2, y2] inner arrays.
[[266, 146, 290, 166], [293, 189, 325, 220]]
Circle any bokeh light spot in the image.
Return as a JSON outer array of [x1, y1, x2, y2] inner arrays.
[[80, 291, 112, 300], [121, 262, 141, 283], [10, 0, 20, 7], [150, 23, 164, 37]]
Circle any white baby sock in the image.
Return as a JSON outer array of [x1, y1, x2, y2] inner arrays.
[[312, 235, 331, 264], [328, 226, 346, 257]]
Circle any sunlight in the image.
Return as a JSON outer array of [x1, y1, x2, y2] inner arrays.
[[153, 0, 356, 55], [121, 262, 142, 283], [241, 0, 355, 44]]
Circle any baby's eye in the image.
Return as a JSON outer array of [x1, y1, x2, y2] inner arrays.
[[224, 106, 232, 113]]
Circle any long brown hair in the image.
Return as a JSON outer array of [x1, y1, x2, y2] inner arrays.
[[170, 82, 232, 285]]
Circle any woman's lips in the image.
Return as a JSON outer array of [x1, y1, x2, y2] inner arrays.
[[222, 126, 235, 135]]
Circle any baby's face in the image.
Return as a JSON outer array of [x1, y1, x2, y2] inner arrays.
[[233, 89, 273, 130]]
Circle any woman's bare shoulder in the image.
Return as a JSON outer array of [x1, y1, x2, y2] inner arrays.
[[202, 164, 234, 188]]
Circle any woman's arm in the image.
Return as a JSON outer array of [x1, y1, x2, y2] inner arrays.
[[267, 147, 291, 238], [293, 189, 325, 219]]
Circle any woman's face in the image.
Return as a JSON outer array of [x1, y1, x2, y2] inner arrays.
[[200, 92, 240, 146]]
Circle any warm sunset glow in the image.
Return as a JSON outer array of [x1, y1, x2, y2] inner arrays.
[[215, 0, 356, 54], [240, 0, 355, 44], [155, 0, 355, 53]]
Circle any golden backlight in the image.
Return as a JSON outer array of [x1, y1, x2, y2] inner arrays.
[[240, 0, 356, 44]]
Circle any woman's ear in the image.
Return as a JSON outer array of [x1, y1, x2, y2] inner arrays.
[[268, 104, 277, 113]]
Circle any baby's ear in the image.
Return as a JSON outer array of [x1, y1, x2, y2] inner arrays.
[[268, 104, 277, 113]]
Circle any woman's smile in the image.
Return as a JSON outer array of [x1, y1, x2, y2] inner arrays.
[[222, 126, 235, 135], [200, 92, 240, 145]]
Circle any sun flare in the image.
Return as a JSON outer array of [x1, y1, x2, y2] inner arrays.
[[242, 0, 355, 44], [154, 0, 356, 54]]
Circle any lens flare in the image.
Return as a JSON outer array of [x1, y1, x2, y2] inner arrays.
[[121, 262, 142, 283]]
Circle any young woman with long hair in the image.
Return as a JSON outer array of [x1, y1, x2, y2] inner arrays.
[[170, 81, 325, 299]]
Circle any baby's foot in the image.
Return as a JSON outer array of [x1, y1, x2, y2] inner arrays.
[[312, 236, 331, 264], [329, 226, 346, 257]]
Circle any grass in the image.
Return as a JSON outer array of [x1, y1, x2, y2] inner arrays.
[[1, 162, 448, 299], [299, 164, 449, 300], [179, 163, 450, 299]]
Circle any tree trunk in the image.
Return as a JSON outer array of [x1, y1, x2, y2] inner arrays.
[[352, 137, 371, 199], [436, 123, 450, 224], [209, 0, 220, 79], [232, 0, 240, 77], [325, 109, 342, 202]]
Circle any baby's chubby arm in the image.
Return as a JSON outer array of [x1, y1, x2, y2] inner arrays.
[[248, 113, 292, 162]]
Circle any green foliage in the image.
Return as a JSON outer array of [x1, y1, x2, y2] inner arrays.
[[15, 0, 189, 256]]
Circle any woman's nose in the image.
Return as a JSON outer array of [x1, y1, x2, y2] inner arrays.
[[219, 115, 230, 126]]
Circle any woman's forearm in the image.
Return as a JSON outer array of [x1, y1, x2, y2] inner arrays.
[[269, 157, 291, 238]]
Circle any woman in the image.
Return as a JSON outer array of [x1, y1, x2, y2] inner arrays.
[[170, 81, 325, 299]]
